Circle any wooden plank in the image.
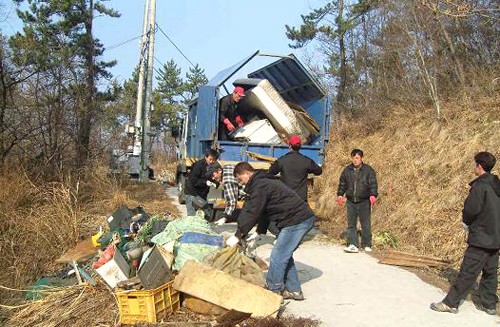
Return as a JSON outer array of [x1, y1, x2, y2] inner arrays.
[[383, 250, 450, 264], [55, 238, 97, 264], [379, 257, 441, 268], [379, 250, 450, 268], [173, 261, 282, 318]]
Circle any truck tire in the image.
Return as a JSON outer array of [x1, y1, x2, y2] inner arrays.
[[178, 174, 186, 204]]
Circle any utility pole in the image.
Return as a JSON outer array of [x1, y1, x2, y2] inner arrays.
[[142, 0, 157, 181], [131, 0, 157, 181]]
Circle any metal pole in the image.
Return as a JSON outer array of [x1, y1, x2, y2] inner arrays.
[[140, 0, 157, 181], [133, 0, 150, 156]]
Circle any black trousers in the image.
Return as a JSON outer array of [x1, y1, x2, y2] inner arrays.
[[346, 199, 372, 247], [443, 245, 499, 309]]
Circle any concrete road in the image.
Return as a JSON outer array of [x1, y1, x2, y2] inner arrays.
[[166, 187, 500, 327]]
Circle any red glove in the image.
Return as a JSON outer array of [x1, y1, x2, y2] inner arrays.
[[369, 195, 377, 206], [337, 196, 344, 206], [223, 118, 235, 132], [235, 116, 244, 127]]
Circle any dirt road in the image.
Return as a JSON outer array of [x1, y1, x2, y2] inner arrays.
[[167, 187, 499, 327]]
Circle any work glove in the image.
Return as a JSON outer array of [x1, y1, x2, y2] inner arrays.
[[206, 180, 217, 188], [223, 118, 235, 132], [226, 235, 239, 247], [214, 217, 227, 226], [235, 116, 244, 127], [337, 196, 344, 206], [246, 232, 260, 248], [461, 222, 469, 233], [369, 195, 377, 206]]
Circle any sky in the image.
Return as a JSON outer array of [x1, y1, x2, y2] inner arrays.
[[1, 0, 323, 88]]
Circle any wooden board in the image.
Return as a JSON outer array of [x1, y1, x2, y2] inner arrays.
[[379, 250, 450, 268], [173, 261, 282, 317], [56, 238, 97, 264]]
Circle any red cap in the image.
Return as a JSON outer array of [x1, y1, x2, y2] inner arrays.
[[288, 135, 301, 146], [234, 86, 245, 97]]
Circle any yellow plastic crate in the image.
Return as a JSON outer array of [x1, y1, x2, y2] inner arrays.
[[116, 280, 180, 324]]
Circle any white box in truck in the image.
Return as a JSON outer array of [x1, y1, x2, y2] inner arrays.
[[230, 119, 281, 144]]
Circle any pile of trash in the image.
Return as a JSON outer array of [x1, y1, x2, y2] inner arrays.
[[19, 205, 283, 325]]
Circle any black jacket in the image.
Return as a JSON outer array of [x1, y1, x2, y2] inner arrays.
[[219, 95, 239, 127], [337, 164, 378, 203], [463, 173, 500, 250], [269, 151, 322, 201], [184, 159, 209, 198], [236, 171, 315, 238]]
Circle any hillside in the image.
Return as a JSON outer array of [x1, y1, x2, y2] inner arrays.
[[315, 97, 500, 265]]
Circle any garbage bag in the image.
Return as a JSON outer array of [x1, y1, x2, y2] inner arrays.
[[208, 247, 265, 287], [173, 232, 223, 271]]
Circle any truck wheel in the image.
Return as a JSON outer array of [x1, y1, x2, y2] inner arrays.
[[178, 174, 186, 204]]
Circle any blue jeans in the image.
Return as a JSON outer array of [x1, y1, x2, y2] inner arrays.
[[185, 194, 196, 216], [266, 216, 316, 293]]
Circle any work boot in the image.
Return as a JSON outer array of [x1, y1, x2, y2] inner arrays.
[[343, 244, 359, 253], [430, 302, 458, 314], [282, 290, 305, 301], [475, 303, 497, 316]]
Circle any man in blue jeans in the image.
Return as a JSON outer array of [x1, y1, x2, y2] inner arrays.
[[226, 162, 316, 300]]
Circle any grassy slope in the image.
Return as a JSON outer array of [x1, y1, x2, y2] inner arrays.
[[315, 97, 500, 265]]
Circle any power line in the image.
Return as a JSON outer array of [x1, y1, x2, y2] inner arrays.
[[155, 23, 196, 68], [106, 33, 146, 51]]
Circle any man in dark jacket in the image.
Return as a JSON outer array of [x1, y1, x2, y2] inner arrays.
[[269, 135, 322, 202], [226, 162, 316, 300], [184, 149, 219, 216], [337, 149, 378, 253], [431, 152, 500, 315], [218, 86, 245, 141]]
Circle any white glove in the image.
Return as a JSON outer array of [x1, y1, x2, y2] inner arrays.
[[206, 181, 216, 188], [214, 218, 227, 226], [246, 232, 260, 248], [226, 235, 239, 247], [462, 222, 469, 232], [246, 232, 259, 242]]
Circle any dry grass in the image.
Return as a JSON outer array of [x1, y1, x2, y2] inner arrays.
[[0, 163, 178, 323], [6, 282, 118, 327], [315, 97, 500, 266]]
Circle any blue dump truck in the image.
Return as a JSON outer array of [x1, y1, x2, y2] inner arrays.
[[176, 50, 331, 205]]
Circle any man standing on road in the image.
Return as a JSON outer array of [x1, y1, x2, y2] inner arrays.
[[269, 135, 323, 202], [431, 152, 500, 315], [218, 86, 245, 140], [226, 162, 316, 300], [184, 149, 219, 216], [207, 164, 245, 225], [337, 149, 378, 253]]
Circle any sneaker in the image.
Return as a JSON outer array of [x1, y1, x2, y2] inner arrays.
[[282, 290, 305, 301], [476, 303, 497, 315], [343, 245, 359, 253], [430, 302, 458, 314], [364, 247, 372, 252]]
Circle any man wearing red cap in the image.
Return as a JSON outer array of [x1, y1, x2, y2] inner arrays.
[[218, 86, 246, 140], [269, 135, 322, 203]]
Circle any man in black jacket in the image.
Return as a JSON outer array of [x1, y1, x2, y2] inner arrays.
[[226, 162, 316, 300], [431, 152, 500, 315], [184, 149, 219, 216], [337, 149, 378, 253], [269, 135, 322, 202], [218, 86, 245, 141]]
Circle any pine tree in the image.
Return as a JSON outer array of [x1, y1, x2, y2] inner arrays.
[[12, 0, 120, 167]]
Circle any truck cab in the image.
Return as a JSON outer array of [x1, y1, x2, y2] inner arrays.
[[176, 50, 331, 203]]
